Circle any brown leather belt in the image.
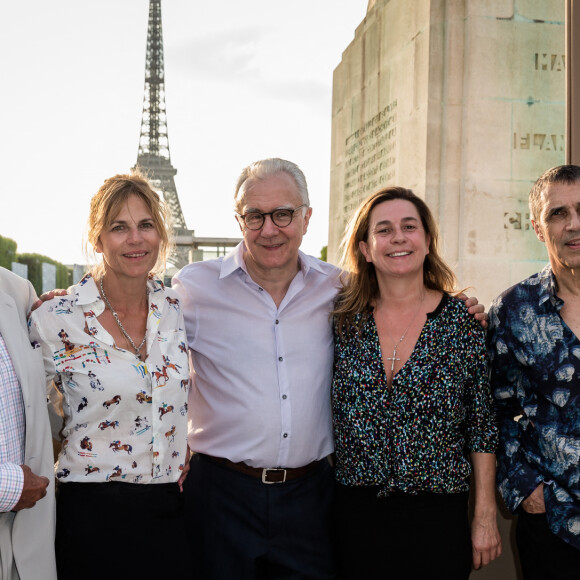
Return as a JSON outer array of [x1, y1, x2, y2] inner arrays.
[[200, 454, 321, 484]]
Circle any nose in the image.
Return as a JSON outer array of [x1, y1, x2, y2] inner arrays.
[[391, 226, 406, 242], [568, 211, 580, 231], [127, 226, 144, 243], [259, 214, 279, 236]]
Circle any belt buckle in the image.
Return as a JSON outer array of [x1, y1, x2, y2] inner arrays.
[[262, 468, 286, 484]]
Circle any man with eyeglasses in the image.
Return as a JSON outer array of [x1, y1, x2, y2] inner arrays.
[[172, 157, 485, 579], [172, 158, 338, 580]]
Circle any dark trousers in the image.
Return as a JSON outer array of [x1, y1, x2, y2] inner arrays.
[[56, 481, 188, 580], [183, 453, 337, 580], [516, 511, 580, 580], [334, 483, 471, 580]]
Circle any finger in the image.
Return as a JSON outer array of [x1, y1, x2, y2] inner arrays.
[[481, 549, 491, 567], [472, 550, 482, 570]]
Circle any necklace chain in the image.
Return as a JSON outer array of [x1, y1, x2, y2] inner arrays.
[[100, 277, 148, 359], [382, 293, 425, 375]]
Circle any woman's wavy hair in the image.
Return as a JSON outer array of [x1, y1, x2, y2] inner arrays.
[[85, 170, 173, 279], [333, 186, 457, 334]]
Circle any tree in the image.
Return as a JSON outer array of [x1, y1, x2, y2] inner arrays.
[[17, 253, 72, 295], [0, 235, 17, 269]]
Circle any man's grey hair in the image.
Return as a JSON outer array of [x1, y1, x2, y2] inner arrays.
[[529, 164, 580, 222], [234, 158, 310, 213]]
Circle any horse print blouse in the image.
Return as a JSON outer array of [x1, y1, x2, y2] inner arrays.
[[29, 274, 189, 484]]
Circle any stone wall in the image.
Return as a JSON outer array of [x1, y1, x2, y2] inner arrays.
[[328, 0, 565, 308]]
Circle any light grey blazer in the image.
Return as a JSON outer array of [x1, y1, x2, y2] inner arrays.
[[0, 267, 56, 580]]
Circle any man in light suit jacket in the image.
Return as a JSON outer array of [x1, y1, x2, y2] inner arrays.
[[0, 267, 56, 580]]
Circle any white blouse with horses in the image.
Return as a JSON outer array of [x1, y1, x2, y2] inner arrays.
[[29, 274, 189, 484]]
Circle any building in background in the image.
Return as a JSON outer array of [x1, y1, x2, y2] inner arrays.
[[328, 0, 564, 308]]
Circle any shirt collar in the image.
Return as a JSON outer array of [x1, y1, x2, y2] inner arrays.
[[219, 242, 247, 279], [537, 264, 563, 310], [74, 273, 165, 308], [74, 274, 102, 307], [218, 242, 330, 280]]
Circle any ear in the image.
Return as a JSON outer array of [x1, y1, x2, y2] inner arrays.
[[532, 219, 545, 242], [359, 240, 372, 263], [302, 207, 313, 234], [95, 238, 103, 254], [235, 215, 245, 233], [425, 233, 431, 255]]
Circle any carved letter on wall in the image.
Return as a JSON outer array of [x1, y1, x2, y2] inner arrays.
[[504, 212, 530, 230]]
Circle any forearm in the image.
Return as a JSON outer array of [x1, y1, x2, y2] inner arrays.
[[471, 452, 498, 518], [494, 404, 543, 511], [470, 452, 502, 568]]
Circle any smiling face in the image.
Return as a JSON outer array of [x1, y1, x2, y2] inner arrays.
[[533, 182, 580, 275], [359, 199, 430, 281], [96, 194, 161, 281], [236, 172, 311, 279]]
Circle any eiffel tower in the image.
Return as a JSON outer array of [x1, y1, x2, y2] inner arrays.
[[134, 0, 191, 268]]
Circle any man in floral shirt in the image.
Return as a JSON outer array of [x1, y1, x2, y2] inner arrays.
[[488, 165, 580, 579]]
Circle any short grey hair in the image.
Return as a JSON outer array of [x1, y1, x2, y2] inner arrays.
[[234, 158, 310, 213], [529, 164, 580, 222]]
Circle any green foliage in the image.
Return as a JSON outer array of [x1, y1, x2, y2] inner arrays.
[[319, 245, 328, 262], [16, 253, 72, 295], [0, 235, 18, 269]]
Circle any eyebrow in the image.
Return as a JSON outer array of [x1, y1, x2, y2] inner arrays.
[[374, 216, 419, 227], [545, 203, 580, 216], [110, 218, 154, 225], [243, 205, 294, 213]]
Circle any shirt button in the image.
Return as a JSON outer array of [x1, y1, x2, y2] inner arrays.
[[275, 319, 279, 324], [283, 433, 288, 438], [282, 394, 287, 400], [259, 287, 264, 291], [278, 356, 283, 361]]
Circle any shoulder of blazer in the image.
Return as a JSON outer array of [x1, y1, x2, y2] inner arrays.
[[0, 267, 36, 315]]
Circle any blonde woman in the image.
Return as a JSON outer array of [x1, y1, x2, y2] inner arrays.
[[29, 172, 190, 579]]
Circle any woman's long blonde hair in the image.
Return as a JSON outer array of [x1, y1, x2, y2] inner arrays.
[[333, 187, 457, 334]]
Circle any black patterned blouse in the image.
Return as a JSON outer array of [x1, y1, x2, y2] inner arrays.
[[332, 294, 497, 495]]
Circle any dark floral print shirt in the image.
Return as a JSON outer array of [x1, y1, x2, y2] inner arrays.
[[489, 264, 580, 549]]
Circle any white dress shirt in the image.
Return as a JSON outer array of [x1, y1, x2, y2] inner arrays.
[[172, 243, 341, 468]]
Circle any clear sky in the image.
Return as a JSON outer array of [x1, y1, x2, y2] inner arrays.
[[0, 0, 368, 267]]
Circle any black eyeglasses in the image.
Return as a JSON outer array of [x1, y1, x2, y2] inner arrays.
[[236, 204, 307, 231]]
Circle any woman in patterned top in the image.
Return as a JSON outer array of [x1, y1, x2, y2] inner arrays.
[[29, 172, 190, 579], [332, 187, 501, 579]]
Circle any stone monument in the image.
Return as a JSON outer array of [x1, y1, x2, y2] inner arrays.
[[328, 0, 565, 308]]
